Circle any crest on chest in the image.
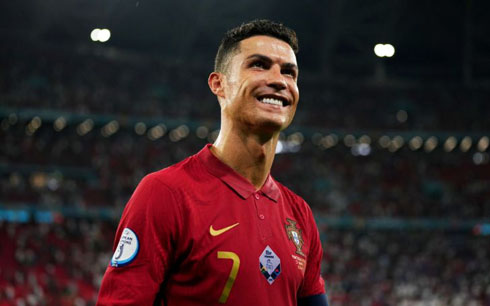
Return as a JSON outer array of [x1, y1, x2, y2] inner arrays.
[[285, 218, 305, 257]]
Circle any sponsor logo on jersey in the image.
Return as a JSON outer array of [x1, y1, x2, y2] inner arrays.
[[285, 218, 305, 257], [259, 246, 281, 284], [111, 227, 139, 267], [209, 222, 240, 236]]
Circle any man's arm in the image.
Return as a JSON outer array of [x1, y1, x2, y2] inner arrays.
[[97, 174, 181, 305], [297, 202, 327, 302], [298, 294, 329, 306]]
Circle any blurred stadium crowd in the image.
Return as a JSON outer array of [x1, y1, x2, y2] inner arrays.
[[2, 221, 490, 305], [1, 46, 490, 305], [2, 45, 490, 131]]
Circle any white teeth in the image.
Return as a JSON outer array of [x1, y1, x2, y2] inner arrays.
[[260, 97, 283, 106]]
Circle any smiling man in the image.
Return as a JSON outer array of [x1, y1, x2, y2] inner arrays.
[[97, 20, 328, 306]]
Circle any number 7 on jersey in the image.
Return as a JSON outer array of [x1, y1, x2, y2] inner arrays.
[[217, 251, 240, 304]]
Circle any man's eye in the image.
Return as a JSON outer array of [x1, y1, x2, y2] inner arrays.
[[282, 69, 296, 77], [250, 61, 266, 68]]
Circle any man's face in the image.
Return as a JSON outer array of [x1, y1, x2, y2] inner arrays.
[[219, 35, 299, 134]]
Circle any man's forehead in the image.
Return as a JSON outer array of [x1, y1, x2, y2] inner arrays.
[[237, 35, 297, 64]]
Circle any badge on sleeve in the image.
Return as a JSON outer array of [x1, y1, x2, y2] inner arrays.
[[111, 227, 139, 267]]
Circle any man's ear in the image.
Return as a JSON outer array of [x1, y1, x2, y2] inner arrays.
[[208, 72, 226, 99]]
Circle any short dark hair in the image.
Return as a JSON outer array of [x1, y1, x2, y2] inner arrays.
[[214, 19, 299, 73]]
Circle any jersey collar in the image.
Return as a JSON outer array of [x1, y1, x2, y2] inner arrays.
[[197, 144, 279, 202]]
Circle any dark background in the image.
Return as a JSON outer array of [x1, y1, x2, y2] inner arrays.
[[1, 1, 490, 305]]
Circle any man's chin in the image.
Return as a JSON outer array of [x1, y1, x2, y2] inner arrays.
[[246, 118, 291, 136]]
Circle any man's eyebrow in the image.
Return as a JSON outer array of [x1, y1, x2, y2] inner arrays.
[[282, 62, 298, 72], [245, 54, 298, 71]]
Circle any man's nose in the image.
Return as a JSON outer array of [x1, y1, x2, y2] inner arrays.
[[266, 66, 287, 90]]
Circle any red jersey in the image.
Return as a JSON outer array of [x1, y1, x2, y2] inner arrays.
[[97, 144, 325, 306]]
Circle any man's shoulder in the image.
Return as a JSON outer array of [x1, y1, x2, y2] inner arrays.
[[273, 178, 309, 209], [144, 153, 202, 189], [273, 178, 318, 236]]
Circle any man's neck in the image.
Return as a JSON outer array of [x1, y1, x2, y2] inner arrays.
[[211, 127, 279, 190]]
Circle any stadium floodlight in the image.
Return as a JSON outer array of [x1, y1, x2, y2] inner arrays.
[[443, 136, 457, 152], [177, 125, 190, 138], [287, 132, 304, 145], [424, 136, 438, 152], [477, 136, 489, 152], [169, 129, 179, 142], [196, 126, 209, 139], [30, 116, 42, 129], [351, 143, 371, 156], [26, 116, 42, 135], [147, 124, 166, 140], [77, 119, 94, 136], [359, 135, 371, 145], [374, 44, 384, 57], [409, 136, 423, 151], [169, 125, 190, 142], [101, 120, 119, 137], [208, 130, 220, 143], [378, 135, 390, 148], [275, 140, 284, 154], [134, 122, 147, 135], [388, 135, 404, 152], [90, 28, 100, 41], [25, 126, 34, 135], [460, 136, 472, 152], [275, 139, 300, 154], [98, 29, 111, 42], [343, 134, 356, 147], [393, 135, 404, 147], [320, 134, 338, 150], [90, 28, 111, 42], [396, 110, 407, 123], [473, 152, 488, 165], [374, 43, 395, 58], [384, 44, 395, 57], [54, 117, 67, 132]]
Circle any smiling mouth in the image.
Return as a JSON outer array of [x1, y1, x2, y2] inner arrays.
[[257, 96, 290, 107]]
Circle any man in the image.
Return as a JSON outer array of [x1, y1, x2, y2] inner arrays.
[[97, 19, 328, 306]]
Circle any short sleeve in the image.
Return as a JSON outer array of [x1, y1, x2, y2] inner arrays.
[[97, 174, 182, 305], [298, 204, 326, 298]]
